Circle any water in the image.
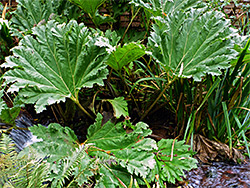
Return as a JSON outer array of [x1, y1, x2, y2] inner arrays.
[[183, 161, 250, 188], [9, 115, 42, 152]]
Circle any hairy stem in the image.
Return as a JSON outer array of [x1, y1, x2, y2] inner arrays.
[[120, 7, 141, 44], [72, 98, 94, 120]]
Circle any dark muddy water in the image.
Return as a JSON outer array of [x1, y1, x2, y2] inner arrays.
[[182, 161, 250, 188]]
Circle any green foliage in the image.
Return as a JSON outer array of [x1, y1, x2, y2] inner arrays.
[[10, 0, 54, 37], [68, 0, 113, 26], [1, 0, 250, 186], [87, 114, 156, 178], [10, 0, 81, 38], [105, 42, 146, 72], [151, 139, 197, 185], [12, 155, 50, 188], [0, 133, 17, 185], [1, 114, 197, 187], [206, 0, 235, 11], [0, 18, 13, 62], [2, 20, 109, 114], [27, 123, 78, 162], [131, 0, 204, 17], [204, 38, 250, 157], [0, 18, 12, 45], [106, 97, 129, 118], [0, 89, 21, 126], [148, 9, 239, 81], [0, 133, 49, 188], [14, 124, 90, 188], [128, 0, 241, 123], [68, 0, 105, 16]]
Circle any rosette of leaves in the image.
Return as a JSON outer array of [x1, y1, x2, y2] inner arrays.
[[148, 8, 239, 81], [2, 20, 109, 117]]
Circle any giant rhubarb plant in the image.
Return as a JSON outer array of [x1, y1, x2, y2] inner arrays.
[[148, 8, 239, 81], [131, 0, 240, 82], [132, 0, 240, 120], [2, 20, 109, 118]]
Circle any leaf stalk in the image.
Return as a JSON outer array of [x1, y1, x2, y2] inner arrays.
[[140, 77, 177, 121], [72, 98, 95, 120]]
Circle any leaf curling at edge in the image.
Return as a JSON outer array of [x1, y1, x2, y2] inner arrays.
[[106, 97, 129, 119], [2, 20, 109, 113], [148, 8, 240, 81], [95, 164, 144, 188]]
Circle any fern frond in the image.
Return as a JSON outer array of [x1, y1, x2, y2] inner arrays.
[[12, 158, 50, 188], [0, 134, 18, 186], [51, 145, 90, 188], [0, 133, 16, 155]]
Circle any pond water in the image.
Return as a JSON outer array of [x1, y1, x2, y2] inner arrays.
[[182, 161, 250, 188]]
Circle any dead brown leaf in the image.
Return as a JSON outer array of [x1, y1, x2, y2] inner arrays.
[[193, 134, 245, 163]]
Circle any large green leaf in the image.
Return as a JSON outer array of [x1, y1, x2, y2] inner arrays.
[[68, 0, 110, 26], [105, 42, 146, 71], [150, 139, 197, 185], [10, 0, 54, 37], [68, 0, 105, 16], [27, 123, 79, 162], [2, 20, 109, 113], [87, 113, 157, 178], [96, 165, 131, 188], [96, 164, 144, 188], [10, 0, 80, 38], [148, 9, 239, 81], [131, 0, 204, 17], [17, 114, 198, 186]]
